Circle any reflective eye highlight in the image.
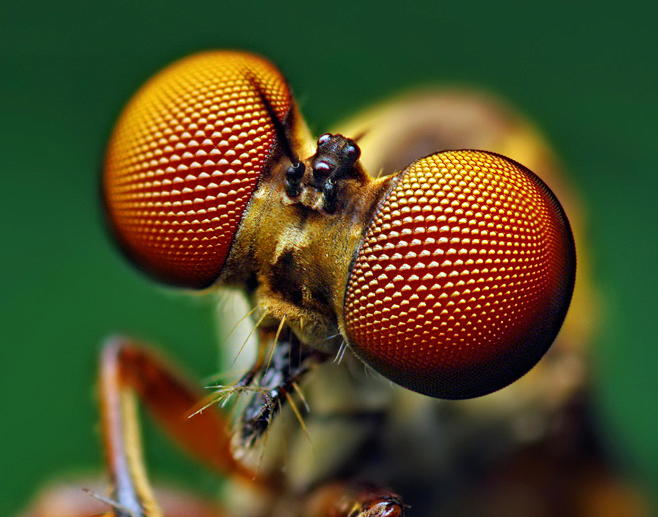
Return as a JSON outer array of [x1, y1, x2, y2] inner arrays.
[[343, 150, 575, 399], [103, 51, 291, 288]]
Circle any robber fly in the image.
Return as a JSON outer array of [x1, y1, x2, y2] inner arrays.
[[23, 51, 605, 517]]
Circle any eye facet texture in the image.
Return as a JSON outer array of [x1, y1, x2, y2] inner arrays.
[[104, 51, 291, 288], [344, 151, 575, 399]]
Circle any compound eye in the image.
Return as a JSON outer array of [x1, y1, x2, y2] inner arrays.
[[317, 133, 332, 146], [103, 51, 292, 288], [343, 150, 575, 399]]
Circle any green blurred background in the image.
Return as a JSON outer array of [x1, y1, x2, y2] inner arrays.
[[1, 1, 656, 515]]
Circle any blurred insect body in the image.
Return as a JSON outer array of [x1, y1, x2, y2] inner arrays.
[[24, 51, 622, 517]]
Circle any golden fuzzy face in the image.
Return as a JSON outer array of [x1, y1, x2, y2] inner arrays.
[[103, 51, 291, 288], [343, 151, 575, 398]]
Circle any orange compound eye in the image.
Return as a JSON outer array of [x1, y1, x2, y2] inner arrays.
[[103, 51, 292, 288], [343, 150, 575, 399]]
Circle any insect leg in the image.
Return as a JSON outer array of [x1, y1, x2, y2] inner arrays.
[[18, 479, 231, 517], [98, 336, 268, 516]]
